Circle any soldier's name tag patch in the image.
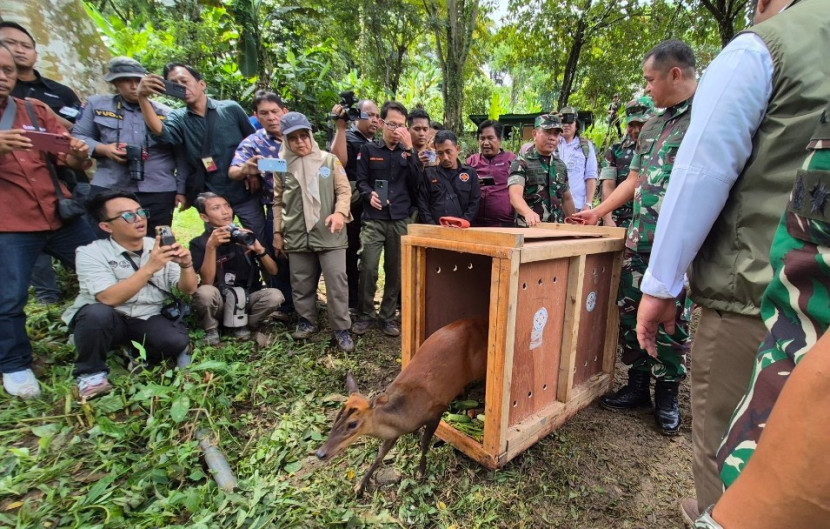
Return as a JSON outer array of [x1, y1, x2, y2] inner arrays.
[[319, 166, 331, 178], [459, 172, 470, 182], [94, 109, 122, 120]]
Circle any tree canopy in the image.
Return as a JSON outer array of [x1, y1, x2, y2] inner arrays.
[[82, 0, 748, 133]]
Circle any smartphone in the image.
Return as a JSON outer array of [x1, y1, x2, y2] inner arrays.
[[155, 225, 176, 246], [479, 176, 496, 187], [22, 130, 72, 154], [374, 179, 388, 206], [257, 157, 287, 172], [162, 80, 187, 100]]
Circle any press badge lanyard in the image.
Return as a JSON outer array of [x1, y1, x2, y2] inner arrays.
[[200, 107, 218, 172]]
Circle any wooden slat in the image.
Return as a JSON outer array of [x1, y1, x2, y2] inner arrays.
[[503, 373, 612, 463], [405, 225, 523, 248], [520, 237, 625, 263], [557, 254, 586, 403], [532, 223, 627, 238], [483, 255, 519, 457], [435, 421, 500, 469], [602, 249, 625, 375], [402, 236, 514, 259], [401, 241, 415, 367]]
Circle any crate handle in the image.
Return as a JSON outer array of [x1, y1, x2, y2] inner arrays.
[[439, 216, 470, 229]]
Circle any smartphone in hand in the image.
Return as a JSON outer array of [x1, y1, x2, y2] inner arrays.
[[257, 157, 287, 172], [21, 130, 71, 154], [162, 80, 187, 100], [155, 225, 176, 246], [374, 179, 388, 206]]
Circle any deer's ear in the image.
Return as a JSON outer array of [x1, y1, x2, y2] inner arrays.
[[346, 373, 359, 395], [372, 393, 389, 408]]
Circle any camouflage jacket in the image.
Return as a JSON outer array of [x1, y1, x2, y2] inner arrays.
[[507, 146, 570, 224], [627, 99, 692, 252], [600, 136, 637, 226]]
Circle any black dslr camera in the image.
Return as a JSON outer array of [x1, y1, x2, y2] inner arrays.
[[161, 298, 191, 322], [331, 91, 366, 121], [125, 144, 146, 181], [227, 223, 256, 246]]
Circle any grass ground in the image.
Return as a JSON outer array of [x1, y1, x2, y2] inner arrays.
[[0, 214, 695, 528]]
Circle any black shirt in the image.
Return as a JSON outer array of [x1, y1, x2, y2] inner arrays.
[[417, 163, 481, 224], [190, 230, 262, 292], [12, 70, 82, 123], [344, 128, 373, 182], [356, 139, 421, 221]]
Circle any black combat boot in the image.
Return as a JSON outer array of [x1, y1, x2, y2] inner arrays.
[[654, 379, 681, 435], [600, 369, 651, 410]]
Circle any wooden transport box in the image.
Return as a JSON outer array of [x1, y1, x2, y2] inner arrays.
[[401, 223, 626, 469]]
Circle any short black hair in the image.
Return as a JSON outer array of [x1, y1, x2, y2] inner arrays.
[[407, 108, 430, 127], [477, 120, 503, 139], [430, 121, 445, 131], [434, 130, 458, 146], [86, 190, 141, 222], [0, 22, 36, 47], [252, 90, 285, 111], [194, 192, 227, 214], [643, 39, 695, 75], [163, 62, 203, 81], [380, 100, 408, 120]]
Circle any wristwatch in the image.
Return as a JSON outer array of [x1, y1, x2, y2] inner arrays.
[[694, 506, 724, 529]]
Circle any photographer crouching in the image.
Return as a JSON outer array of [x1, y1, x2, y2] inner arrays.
[[189, 192, 284, 345], [62, 191, 197, 399]]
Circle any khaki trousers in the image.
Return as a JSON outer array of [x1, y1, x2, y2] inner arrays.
[[192, 285, 284, 331], [691, 307, 765, 510], [288, 249, 350, 331]]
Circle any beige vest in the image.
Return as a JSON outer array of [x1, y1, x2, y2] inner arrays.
[[690, 0, 830, 315]]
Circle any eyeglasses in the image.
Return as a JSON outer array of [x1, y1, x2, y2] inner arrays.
[[104, 208, 150, 223], [383, 121, 404, 130]]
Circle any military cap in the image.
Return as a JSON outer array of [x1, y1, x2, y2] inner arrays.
[[104, 57, 146, 82], [534, 113, 563, 130], [281, 111, 312, 136], [624, 99, 652, 125]]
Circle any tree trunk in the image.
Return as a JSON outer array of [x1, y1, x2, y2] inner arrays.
[[557, 0, 592, 110], [1, 0, 111, 97]]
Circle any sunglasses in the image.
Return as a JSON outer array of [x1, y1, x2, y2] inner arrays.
[[626, 105, 649, 116], [104, 208, 150, 223], [560, 114, 577, 124]]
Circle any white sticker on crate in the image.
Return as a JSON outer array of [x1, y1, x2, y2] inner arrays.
[[586, 291, 597, 312], [530, 307, 548, 350]]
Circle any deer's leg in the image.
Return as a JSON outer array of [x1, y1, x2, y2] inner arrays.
[[418, 416, 441, 479], [355, 437, 398, 496]]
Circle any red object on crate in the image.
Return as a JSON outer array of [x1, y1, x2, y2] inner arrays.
[[439, 217, 471, 229]]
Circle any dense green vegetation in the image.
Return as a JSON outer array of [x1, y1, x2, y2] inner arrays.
[[82, 0, 749, 133]]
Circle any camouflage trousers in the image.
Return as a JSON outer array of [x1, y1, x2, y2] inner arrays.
[[718, 146, 830, 489], [618, 249, 692, 381]]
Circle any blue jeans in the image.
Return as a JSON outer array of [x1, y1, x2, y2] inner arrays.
[[31, 253, 61, 302], [0, 218, 95, 373]]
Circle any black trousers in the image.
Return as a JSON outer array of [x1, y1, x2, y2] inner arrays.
[[71, 303, 189, 377], [346, 203, 362, 310]]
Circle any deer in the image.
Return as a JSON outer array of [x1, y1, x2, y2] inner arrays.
[[316, 317, 489, 495]]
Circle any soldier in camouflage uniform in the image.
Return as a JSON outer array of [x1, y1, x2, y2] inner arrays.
[[715, 102, 830, 491], [508, 114, 574, 226], [573, 40, 697, 435], [598, 100, 652, 228]]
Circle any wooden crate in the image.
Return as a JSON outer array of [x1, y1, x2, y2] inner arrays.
[[401, 223, 626, 469]]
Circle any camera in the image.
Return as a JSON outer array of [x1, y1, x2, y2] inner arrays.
[[125, 144, 146, 181], [227, 223, 256, 246], [161, 298, 191, 322], [331, 90, 366, 121]]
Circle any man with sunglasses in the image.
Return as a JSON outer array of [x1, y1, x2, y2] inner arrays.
[[63, 191, 197, 399], [557, 107, 598, 211], [74, 57, 189, 234], [0, 43, 95, 399]]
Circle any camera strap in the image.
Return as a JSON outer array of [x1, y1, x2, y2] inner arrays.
[[0, 96, 17, 130], [122, 252, 178, 302], [115, 96, 149, 151], [202, 107, 217, 158]]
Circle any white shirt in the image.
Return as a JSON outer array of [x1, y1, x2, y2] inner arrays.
[[63, 237, 182, 322], [557, 135, 598, 209], [641, 33, 774, 298]]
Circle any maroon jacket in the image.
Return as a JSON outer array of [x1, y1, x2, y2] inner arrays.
[[466, 149, 516, 227]]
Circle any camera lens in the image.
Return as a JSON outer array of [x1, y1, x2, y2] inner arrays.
[[126, 145, 145, 181]]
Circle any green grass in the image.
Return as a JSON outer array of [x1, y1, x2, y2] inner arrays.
[[172, 207, 206, 246]]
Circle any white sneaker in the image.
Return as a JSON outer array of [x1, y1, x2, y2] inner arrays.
[[77, 372, 112, 400], [3, 369, 42, 399]]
